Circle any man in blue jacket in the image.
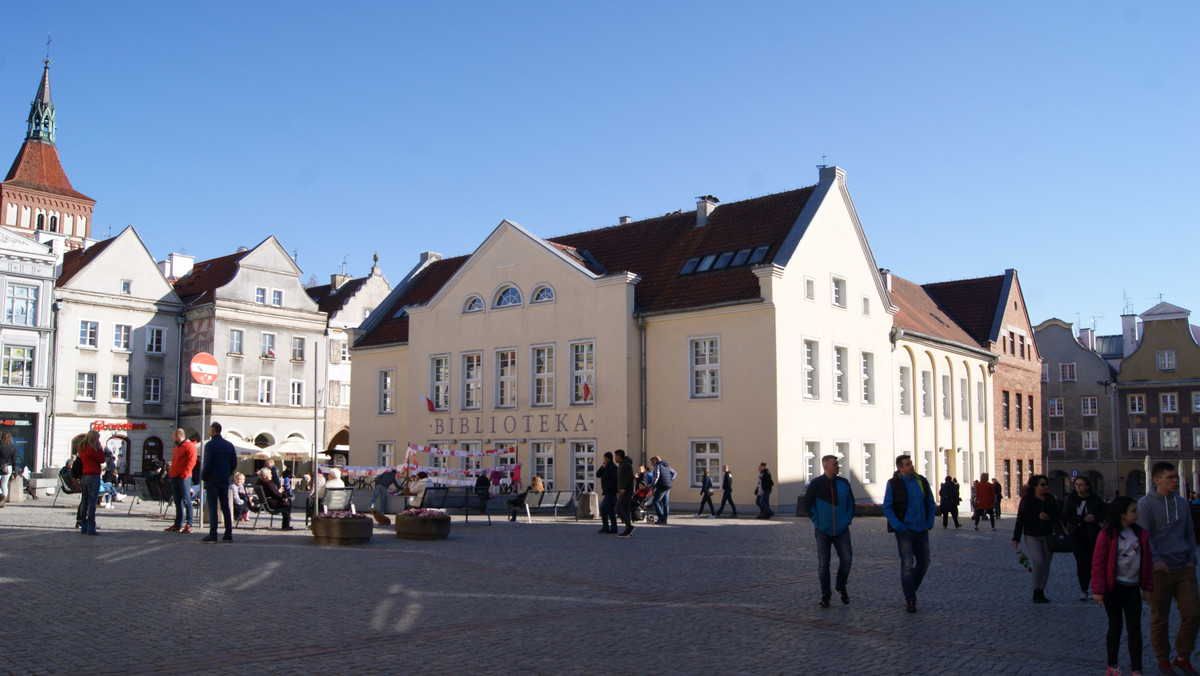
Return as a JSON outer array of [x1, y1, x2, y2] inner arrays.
[[883, 454, 936, 613], [804, 455, 854, 608], [200, 422, 239, 543]]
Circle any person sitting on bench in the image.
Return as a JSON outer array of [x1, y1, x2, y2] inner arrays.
[[257, 468, 294, 530], [505, 475, 544, 522]]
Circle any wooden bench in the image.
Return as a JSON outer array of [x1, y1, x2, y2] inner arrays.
[[516, 489, 575, 523], [412, 486, 491, 525]]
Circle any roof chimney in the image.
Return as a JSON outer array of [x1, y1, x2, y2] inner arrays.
[[1121, 313, 1139, 357], [619, 216, 632, 225], [1077, 326, 1095, 351], [879, 268, 892, 292], [418, 251, 442, 265], [330, 273, 352, 290], [158, 252, 194, 280], [695, 196, 719, 228]]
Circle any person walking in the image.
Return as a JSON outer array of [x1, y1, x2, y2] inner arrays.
[[649, 456, 675, 524], [1064, 475, 1106, 601], [716, 465, 738, 518], [992, 478, 1003, 521], [804, 455, 854, 608], [939, 476, 960, 529], [596, 451, 618, 533], [973, 473, 996, 530], [614, 449, 635, 538], [1011, 474, 1060, 604], [883, 454, 935, 613], [200, 422, 238, 543], [1138, 461, 1200, 676], [0, 432, 14, 507], [697, 468, 715, 517], [1092, 496, 1154, 676], [756, 463, 775, 519], [165, 429, 197, 533], [76, 430, 106, 535]]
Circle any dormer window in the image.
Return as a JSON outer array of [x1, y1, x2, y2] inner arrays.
[[494, 286, 522, 308], [531, 285, 555, 304], [463, 296, 484, 314]]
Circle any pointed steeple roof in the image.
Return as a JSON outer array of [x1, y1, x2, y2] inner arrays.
[[2, 60, 93, 201], [26, 59, 55, 145]]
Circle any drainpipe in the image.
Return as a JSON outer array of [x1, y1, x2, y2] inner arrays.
[[173, 312, 186, 431], [46, 299, 61, 469], [639, 314, 647, 467]]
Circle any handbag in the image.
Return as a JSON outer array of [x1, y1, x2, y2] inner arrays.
[[1047, 521, 1074, 553]]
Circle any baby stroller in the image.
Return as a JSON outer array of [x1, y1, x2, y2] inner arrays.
[[631, 484, 656, 524]]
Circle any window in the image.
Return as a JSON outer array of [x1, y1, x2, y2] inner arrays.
[[862, 296, 870, 316], [833, 346, 848, 403], [532, 345, 554, 406], [289, 380, 304, 407], [5, 284, 37, 326], [977, 382, 985, 422], [899, 366, 912, 415], [1041, 364, 1049, 382], [691, 337, 720, 398], [696, 254, 717, 272], [571, 441, 596, 493], [106, 324, 129, 352], [229, 329, 243, 355], [1018, 335, 1026, 359], [1004, 460, 1011, 499], [805, 441, 821, 480], [1049, 398, 1064, 417], [1158, 350, 1177, 371], [226, 375, 242, 404], [255, 287, 267, 304], [1162, 429, 1181, 451], [804, 340, 820, 399], [341, 340, 351, 362], [1008, 331, 1016, 355], [861, 352, 874, 405], [1049, 431, 1065, 451], [532, 442, 555, 490], [76, 372, 96, 400], [712, 252, 733, 270], [1082, 430, 1099, 451], [271, 289, 283, 307], [680, 258, 700, 275], [804, 277, 815, 301], [831, 277, 846, 308], [1002, 391, 1010, 429], [941, 375, 952, 419], [862, 442, 876, 484], [570, 341, 594, 404], [462, 353, 482, 409], [261, 333, 276, 359], [731, 249, 751, 266], [1, 346, 33, 386], [111, 374, 129, 402], [120, 279, 132, 295], [1129, 429, 1148, 451], [494, 286, 522, 308], [79, 320, 98, 348], [463, 296, 484, 313], [1128, 394, 1145, 414], [1016, 393, 1023, 429], [146, 327, 164, 354], [144, 376, 162, 404], [257, 377, 275, 405], [378, 369, 395, 413], [531, 286, 555, 303], [431, 356, 450, 411], [377, 442, 396, 467], [748, 245, 769, 264], [339, 383, 351, 407], [1060, 363, 1076, 381], [1194, 392, 1200, 413], [291, 337, 305, 361], [1161, 393, 1178, 414], [1076, 396, 1096, 416], [691, 440, 721, 488], [1027, 395, 1034, 431], [496, 349, 517, 408], [920, 371, 932, 417], [1194, 429, 1200, 451]]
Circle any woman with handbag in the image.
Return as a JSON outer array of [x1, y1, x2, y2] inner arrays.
[[1064, 475, 1107, 601], [697, 467, 715, 517], [1011, 474, 1061, 603]]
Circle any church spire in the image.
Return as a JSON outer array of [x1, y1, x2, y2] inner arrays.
[[26, 58, 55, 145]]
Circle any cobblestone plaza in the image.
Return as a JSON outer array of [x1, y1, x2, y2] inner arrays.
[[1, 498, 1188, 675]]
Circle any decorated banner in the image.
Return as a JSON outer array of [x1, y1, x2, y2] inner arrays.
[[407, 443, 516, 457]]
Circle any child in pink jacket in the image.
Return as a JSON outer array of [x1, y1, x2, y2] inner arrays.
[[1091, 496, 1154, 676]]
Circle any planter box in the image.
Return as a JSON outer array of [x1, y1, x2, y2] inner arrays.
[[311, 516, 373, 545], [395, 514, 451, 540]]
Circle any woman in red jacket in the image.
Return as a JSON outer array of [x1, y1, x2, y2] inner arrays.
[[1091, 496, 1154, 676], [76, 430, 106, 536]]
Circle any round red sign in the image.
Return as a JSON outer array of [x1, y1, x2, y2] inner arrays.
[[189, 352, 219, 385]]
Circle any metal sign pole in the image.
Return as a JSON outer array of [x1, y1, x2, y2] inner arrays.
[[198, 396, 206, 528]]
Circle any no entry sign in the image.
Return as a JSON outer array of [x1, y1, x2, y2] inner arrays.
[[190, 352, 219, 385]]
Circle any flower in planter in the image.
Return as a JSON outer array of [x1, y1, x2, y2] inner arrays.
[[401, 508, 448, 518], [320, 510, 371, 520]]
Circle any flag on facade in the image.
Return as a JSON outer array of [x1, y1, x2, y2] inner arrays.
[[583, 382, 592, 401], [419, 391, 434, 412]]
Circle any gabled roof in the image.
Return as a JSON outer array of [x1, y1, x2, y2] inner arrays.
[[355, 255, 468, 348], [306, 276, 370, 315], [889, 273, 982, 351], [3, 140, 94, 201], [57, 234, 116, 287], [172, 250, 249, 305], [921, 274, 1006, 346], [1140, 301, 1190, 322]]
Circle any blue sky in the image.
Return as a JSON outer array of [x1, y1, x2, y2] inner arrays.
[[2, 2, 1195, 337]]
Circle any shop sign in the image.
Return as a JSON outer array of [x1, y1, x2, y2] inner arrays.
[[90, 420, 149, 432]]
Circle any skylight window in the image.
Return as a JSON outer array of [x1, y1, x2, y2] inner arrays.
[[696, 254, 717, 272], [680, 258, 700, 275], [748, 246, 770, 264], [712, 252, 733, 270], [731, 249, 751, 266]]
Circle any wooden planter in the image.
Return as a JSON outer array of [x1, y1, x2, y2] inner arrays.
[[311, 516, 374, 545], [395, 514, 451, 540]]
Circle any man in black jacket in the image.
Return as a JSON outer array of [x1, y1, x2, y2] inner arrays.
[[200, 422, 239, 543], [716, 465, 738, 518], [614, 450, 635, 537], [756, 463, 775, 519], [596, 452, 619, 533]]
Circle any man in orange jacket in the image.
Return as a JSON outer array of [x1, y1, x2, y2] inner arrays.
[[166, 429, 197, 533]]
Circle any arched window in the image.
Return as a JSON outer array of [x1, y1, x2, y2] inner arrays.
[[531, 285, 555, 304], [49, 216, 58, 232], [35, 214, 44, 230], [493, 285, 522, 308], [463, 296, 484, 313]]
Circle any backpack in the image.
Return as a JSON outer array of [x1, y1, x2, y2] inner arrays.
[[70, 456, 83, 479]]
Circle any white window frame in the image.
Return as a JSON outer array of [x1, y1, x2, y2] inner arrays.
[[291, 337, 305, 361], [804, 440, 821, 481], [804, 277, 815, 301], [833, 345, 848, 403], [255, 287, 267, 304], [111, 374, 129, 402], [1081, 396, 1098, 417], [76, 372, 96, 400], [532, 344, 554, 407], [1161, 393, 1178, 414], [569, 340, 594, 405], [959, 377, 969, 421], [531, 441, 555, 490], [1049, 431, 1065, 451], [120, 279, 132, 295], [271, 289, 283, 307], [228, 329, 243, 355], [1158, 350, 1177, 372], [113, 324, 131, 351], [462, 295, 484, 314], [976, 381, 985, 422], [1060, 363, 1076, 382], [861, 351, 875, 405], [258, 377, 275, 406], [1, 346, 33, 387], [690, 439, 721, 489], [804, 339, 820, 399], [144, 376, 162, 404], [690, 336, 720, 399], [1162, 429, 1181, 451], [431, 355, 450, 411], [289, 380, 304, 407], [493, 285, 522, 309], [1194, 429, 1200, 451], [861, 296, 870, 316], [1048, 397, 1064, 417], [4, 283, 38, 326], [1194, 392, 1200, 413], [920, 370, 933, 417], [377, 442, 396, 467], [1128, 394, 1145, 414], [941, 374, 952, 419], [830, 275, 846, 309], [862, 442, 876, 484], [1129, 428, 1148, 451], [339, 382, 351, 408], [146, 326, 165, 354], [378, 369, 395, 414], [495, 348, 517, 408], [462, 352, 482, 410], [79, 320, 98, 349], [530, 285, 555, 304], [899, 366, 911, 415], [1041, 363, 1049, 382], [570, 440, 596, 494], [1082, 430, 1099, 451], [261, 333, 276, 359], [226, 375, 243, 404]]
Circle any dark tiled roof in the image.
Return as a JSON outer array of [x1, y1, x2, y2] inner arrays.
[[355, 256, 469, 348], [3, 140, 93, 201], [172, 250, 249, 305], [306, 276, 369, 316], [921, 275, 1005, 346], [889, 273, 980, 348], [56, 235, 116, 287], [1094, 334, 1124, 360]]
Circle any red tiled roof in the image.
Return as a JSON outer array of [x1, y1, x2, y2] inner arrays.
[[56, 235, 116, 287], [172, 250, 249, 305], [889, 273, 980, 349], [355, 256, 469, 348], [3, 140, 93, 201], [921, 275, 1005, 346], [306, 276, 369, 316]]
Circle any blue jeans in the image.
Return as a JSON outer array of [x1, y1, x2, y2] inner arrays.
[[79, 474, 99, 532], [652, 487, 671, 523], [757, 489, 774, 517], [369, 484, 389, 511], [717, 490, 737, 517], [599, 494, 616, 530], [894, 529, 931, 601], [206, 483, 232, 536], [815, 529, 853, 597], [171, 477, 194, 527]]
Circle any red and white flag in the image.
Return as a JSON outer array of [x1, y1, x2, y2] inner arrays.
[[418, 391, 435, 412], [583, 382, 592, 402]]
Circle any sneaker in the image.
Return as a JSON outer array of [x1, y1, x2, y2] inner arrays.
[[180, 525, 192, 534], [819, 595, 831, 608], [838, 588, 850, 605], [1079, 590, 1091, 601], [1159, 661, 1178, 675], [618, 526, 634, 538], [201, 534, 217, 543], [222, 534, 233, 542], [164, 525, 180, 532], [905, 599, 916, 614], [1105, 668, 1124, 676], [1174, 659, 1198, 676]]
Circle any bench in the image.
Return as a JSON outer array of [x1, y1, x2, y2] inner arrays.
[[412, 486, 491, 525], [516, 489, 575, 523]]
